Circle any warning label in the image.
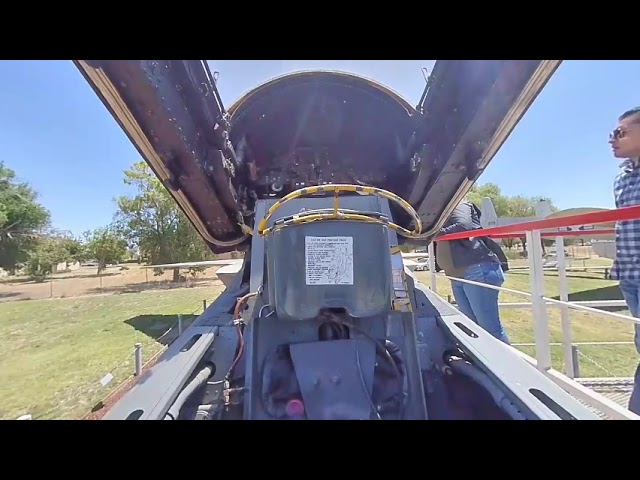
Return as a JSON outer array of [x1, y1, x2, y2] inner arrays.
[[305, 236, 354, 285]]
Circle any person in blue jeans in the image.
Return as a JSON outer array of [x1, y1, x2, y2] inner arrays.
[[608, 106, 640, 415], [434, 200, 510, 344]]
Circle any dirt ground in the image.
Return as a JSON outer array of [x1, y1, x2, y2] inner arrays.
[[0, 264, 224, 302]]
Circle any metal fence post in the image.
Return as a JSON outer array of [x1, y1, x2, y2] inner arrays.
[[527, 229, 551, 371], [178, 314, 183, 335], [571, 344, 580, 378], [134, 343, 142, 376], [556, 235, 576, 378], [428, 241, 437, 292]]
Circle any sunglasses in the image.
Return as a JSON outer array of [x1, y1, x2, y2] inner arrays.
[[610, 127, 626, 140]]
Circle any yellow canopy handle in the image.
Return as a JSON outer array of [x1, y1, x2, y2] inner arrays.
[[256, 184, 422, 237]]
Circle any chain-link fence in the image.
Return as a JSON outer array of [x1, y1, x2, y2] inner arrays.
[[0, 263, 230, 302]]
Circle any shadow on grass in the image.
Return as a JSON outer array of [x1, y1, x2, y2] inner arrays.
[[506, 270, 627, 312], [125, 314, 199, 345], [548, 285, 628, 313], [507, 270, 611, 282], [0, 292, 19, 299]]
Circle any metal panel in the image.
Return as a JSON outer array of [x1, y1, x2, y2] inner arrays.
[[290, 339, 376, 420], [409, 60, 562, 240], [73, 60, 246, 252]]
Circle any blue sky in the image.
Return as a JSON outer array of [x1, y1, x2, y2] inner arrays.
[[0, 60, 637, 236]]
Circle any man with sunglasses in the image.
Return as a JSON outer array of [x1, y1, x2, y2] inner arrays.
[[609, 106, 640, 415]]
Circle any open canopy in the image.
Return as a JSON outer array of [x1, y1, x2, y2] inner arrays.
[[73, 60, 561, 252]]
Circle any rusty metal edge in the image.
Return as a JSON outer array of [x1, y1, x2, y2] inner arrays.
[[73, 60, 248, 253]]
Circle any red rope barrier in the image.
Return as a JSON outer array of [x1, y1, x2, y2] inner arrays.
[[436, 205, 640, 241], [486, 229, 615, 240]]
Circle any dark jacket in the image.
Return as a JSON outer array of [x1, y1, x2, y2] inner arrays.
[[434, 201, 509, 272]]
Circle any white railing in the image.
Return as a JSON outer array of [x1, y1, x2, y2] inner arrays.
[[497, 300, 628, 309], [424, 231, 640, 420]]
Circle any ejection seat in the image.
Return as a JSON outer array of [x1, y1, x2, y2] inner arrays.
[[251, 185, 420, 419]]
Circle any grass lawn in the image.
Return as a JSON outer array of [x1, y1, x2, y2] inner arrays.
[[1, 263, 637, 420], [0, 286, 224, 420], [415, 268, 639, 378]]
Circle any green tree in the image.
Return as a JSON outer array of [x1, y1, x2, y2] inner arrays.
[[466, 182, 558, 217], [0, 162, 50, 274], [114, 161, 214, 281], [466, 183, 512, 217], [23, 231, 83, 281], [57, 235, 85, 264], [83, 226, 128, 274]]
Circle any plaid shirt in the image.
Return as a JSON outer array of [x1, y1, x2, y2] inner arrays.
[[611, 158, 640, 281]]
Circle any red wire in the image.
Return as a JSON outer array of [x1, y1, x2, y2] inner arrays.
[[227, 292, 257, 378]]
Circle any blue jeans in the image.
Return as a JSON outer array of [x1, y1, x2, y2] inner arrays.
[[451, 261, 510, 344], [616, 280, 640, 415]]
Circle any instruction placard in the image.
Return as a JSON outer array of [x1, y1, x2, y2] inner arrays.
[[305, 236, 354, 285]]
